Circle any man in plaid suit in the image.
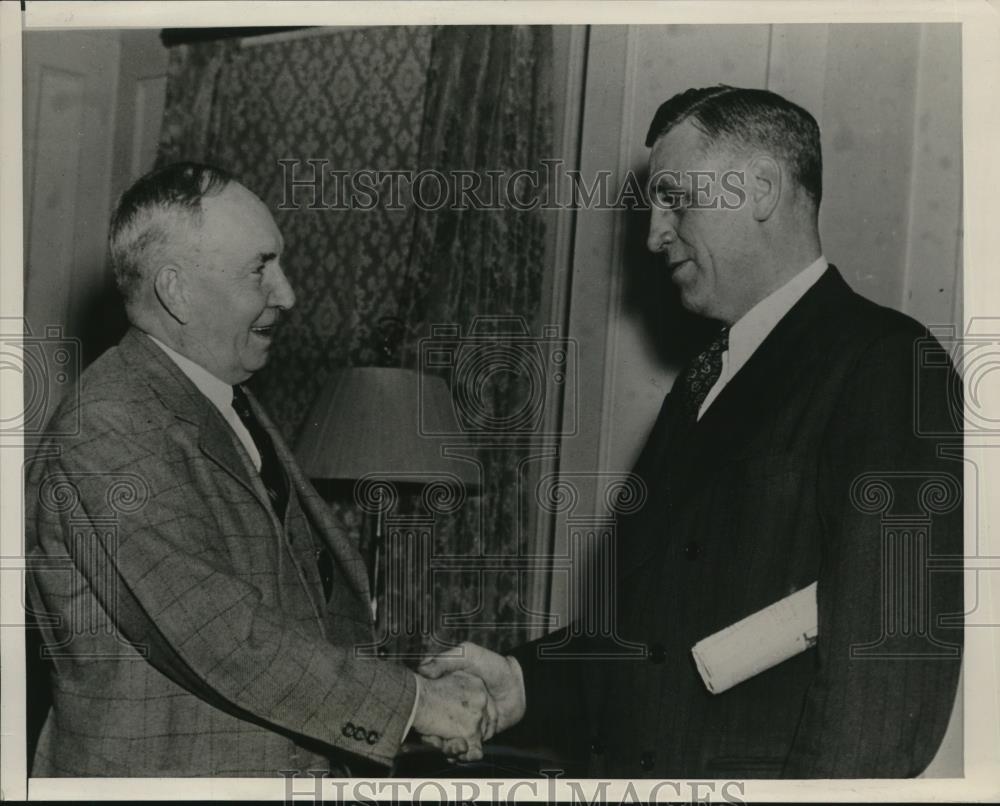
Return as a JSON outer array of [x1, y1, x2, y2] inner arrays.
[[25, 163, 492, 776]]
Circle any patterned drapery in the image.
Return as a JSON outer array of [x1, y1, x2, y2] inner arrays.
[[157, 25, 553, 658], [159, 27, 435, 421], [397, 27, 554, 655]]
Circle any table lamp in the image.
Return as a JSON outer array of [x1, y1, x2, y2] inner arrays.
[[295, 365, 478, 619]]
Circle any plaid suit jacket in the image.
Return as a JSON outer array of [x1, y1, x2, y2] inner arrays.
[[25, 328, 416, 776]]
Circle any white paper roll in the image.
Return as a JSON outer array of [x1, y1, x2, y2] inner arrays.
[[691, 582, 818, 694]]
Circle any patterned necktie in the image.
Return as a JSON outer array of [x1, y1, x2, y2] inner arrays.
[[678, 326, 730, 422], [231, 386, 333, 601]]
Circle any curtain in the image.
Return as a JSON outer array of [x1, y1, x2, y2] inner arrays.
[[159, 26, 436, 427], [157, 25, 553, 659], [397, 27, 554, 654]]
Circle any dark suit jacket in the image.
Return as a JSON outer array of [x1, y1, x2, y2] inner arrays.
[[511, 267, 963, 778], [25, 328, 416, 776]]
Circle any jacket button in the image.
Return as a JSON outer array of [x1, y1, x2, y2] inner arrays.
[[341, 722, 354, 738], [648, 643, 666, 664], [590, 738, 604, 755], [366, 730, 379, 745], [353, 725, 368, 741], [640, 751, 655, 771], [683, 541, 701, 560]]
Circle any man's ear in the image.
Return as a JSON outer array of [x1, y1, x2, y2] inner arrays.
[[747, 154, 781, 222], [152, 264, 191, 324]]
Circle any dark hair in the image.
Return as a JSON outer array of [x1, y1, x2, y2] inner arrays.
[[109, 162, 233, 303], [645, 85, 822, 208]]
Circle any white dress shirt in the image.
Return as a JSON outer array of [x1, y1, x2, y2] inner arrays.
[[146, 334, 262, 471], [698, 256, 828, 420], [145, 332, 422, 736]]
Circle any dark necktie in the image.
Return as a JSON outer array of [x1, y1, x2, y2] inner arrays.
[[231, 385, 289, 519], [677, 326, 730, 422], [230, 387, 334, 602]]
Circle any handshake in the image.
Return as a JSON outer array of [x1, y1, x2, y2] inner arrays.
[[410, 642, 527, 762]]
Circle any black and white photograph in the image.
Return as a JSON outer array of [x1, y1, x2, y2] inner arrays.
[[2, 1, 998, 802]]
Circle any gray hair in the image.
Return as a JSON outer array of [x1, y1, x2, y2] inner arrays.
[[108, 162, 233, 304]]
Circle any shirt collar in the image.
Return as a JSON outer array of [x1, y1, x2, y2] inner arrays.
[[145, 333, 236, 412], [725, 256, 829, 381]]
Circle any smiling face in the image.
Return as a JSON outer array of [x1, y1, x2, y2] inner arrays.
[[180, 182, 295, 384], [646, 120, 758, 324]]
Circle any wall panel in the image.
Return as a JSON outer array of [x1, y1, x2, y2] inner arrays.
[[22, 30, 121, 385]]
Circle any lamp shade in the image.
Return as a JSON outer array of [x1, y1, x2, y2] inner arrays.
[[295, 367, 477, 486]]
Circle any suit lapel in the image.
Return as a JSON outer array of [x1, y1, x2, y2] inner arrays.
[[116, 329, 371, 615], [680, 267, 853, 466], [638, 265, 855, 522], [622, 268, 854, 574], [198, 410, 273, 507], [116, 328, 275, 514], [244, 388, 372, 606]]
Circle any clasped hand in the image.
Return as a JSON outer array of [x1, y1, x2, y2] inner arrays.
[[413, 641, 526, 761]]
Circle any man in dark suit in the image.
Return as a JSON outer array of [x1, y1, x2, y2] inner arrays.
[[419, 86, 963, 778], [25, 162, 495, 776]]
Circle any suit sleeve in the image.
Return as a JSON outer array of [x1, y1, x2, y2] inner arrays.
[[502, 393, 675, 764], [783, 327, 963, 777], [26, 402, 417, 768], [504, 630, 592, 766]]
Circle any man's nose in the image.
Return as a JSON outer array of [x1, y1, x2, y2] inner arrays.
[[268, 264, 297, 310], [646, 210, 676, 255]]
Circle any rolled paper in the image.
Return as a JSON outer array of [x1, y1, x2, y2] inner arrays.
[[691, 582, 818, 694]]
